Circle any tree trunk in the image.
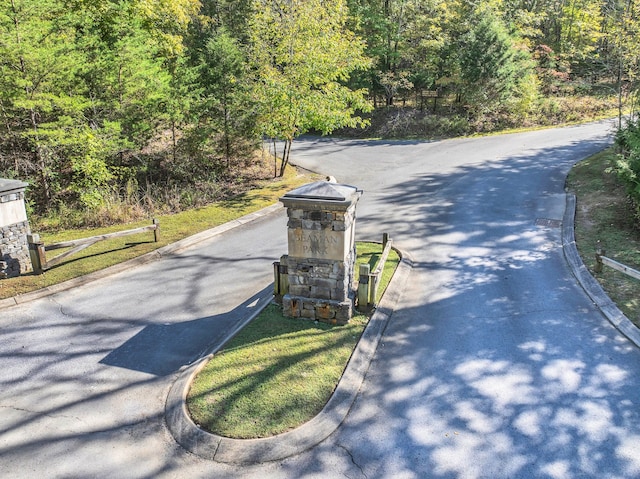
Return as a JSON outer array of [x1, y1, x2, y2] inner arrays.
[[618, 58, 623, 130], [279, 139, 292, 177], [171, 120, 177, 163], [272, 138, 278, 178]]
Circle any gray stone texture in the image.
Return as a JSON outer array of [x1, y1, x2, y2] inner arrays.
[[0, 181, 32, 278], [280, 182, 361, 324], [0, 221, 31, 278]]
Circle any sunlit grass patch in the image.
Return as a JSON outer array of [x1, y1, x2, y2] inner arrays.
[[188, 306, 368, 438], [187, 242, 400, 438]]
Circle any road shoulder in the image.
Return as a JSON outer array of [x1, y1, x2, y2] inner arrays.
[[563, 194, 640, 348]]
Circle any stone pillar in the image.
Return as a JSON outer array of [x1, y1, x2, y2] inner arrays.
[[0, 179, 32, 278], [280, 181, 362, 325]]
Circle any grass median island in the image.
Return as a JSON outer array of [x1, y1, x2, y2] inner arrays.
[[186, 242, 400, 439], [567, 148, 640, 327], [0, 166, 319, 300]]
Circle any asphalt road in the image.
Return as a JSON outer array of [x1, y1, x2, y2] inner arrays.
[[2, 120, 639, 478]]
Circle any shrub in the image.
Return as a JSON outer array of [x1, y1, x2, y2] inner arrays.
[[613, 119, 640, 222]]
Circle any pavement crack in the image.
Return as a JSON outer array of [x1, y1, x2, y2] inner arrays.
[[0, 404, 85, 423], [49, 297, 72, 318], [338, 443, 367, 479], [0, 404, 35, 414]]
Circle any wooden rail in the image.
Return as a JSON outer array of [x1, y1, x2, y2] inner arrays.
[[599, 256, 640, 280], [357, 233, 393, 311], [595, 241, 640, 280], [28, 219, 159, 274]]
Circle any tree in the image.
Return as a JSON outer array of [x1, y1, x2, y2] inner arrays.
[[599, 0, 640, 127], [401, 0, 465, 108], [0, 0, 201, 213], [0, 0, 96, 209], [458, 7, 537, 118], [249, 0, 371, 176], [193, 0, 253, 42], [347, 0, 415, 106], [185, 29, 256, 173]]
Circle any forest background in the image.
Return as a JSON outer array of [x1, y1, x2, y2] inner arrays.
[[2, 0, 639, 230]]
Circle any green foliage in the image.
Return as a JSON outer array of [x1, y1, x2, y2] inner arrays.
[[458, 7, 537, 117], [0, 0, 176, 213], [348, 0, 453, 106], [0, 0, 638, 221], [613, 119, 640, 219], [248, 0, 372, 176], [1, 0, 85, 205], [191, 29, 257, 167]]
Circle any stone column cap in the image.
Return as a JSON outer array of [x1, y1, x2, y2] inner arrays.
[[0, 179, 28, 195], [280, 181, 362, 209]]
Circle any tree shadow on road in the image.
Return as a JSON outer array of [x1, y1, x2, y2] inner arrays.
[[100, 286, 272, 376]]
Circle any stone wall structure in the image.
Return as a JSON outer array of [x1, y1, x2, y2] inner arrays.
[[0, 179, 32, 278], [279, 181, 362, 324]]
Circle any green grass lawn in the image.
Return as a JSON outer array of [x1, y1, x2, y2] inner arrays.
[[187, 242, 400, 439], [567, 148, 640, 327]]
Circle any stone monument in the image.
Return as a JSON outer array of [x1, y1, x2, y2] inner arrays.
[[279, 181, 362, 324], [0, 179, 32, 278]]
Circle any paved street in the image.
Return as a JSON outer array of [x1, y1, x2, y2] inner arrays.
[[2, 120, 640, 478]]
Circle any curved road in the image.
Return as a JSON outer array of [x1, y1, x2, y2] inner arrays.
[[2, 120, 639, 478]]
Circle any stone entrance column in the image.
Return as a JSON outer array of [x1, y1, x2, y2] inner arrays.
[[279, 181, 362, 325], [0, 179, 32, 278]]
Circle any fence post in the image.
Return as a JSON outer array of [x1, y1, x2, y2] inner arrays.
[[273, 261, 281, 297], [357, 263, 371, 311], [28, 234, 46, 275], [382, 232, 389, 250], [273, 257, 289, 303], [153, 218, 160, 242], [595, 240, 605, 273], [369, 272, 378, 306]]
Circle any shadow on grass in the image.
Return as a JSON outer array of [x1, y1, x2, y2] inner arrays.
[[186, 304, 367, 438], [185, 242, 398, 438]]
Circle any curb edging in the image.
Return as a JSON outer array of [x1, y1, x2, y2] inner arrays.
[[563, 194, 640, 348], [165, 247, 414, 465]]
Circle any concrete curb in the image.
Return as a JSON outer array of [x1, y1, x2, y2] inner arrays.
[[0, 203, 284, 310], [563, 194, 640, 348], [165, 246, 414, 465]]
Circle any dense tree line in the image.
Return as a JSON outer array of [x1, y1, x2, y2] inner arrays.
[[1, 0, 639, 223]]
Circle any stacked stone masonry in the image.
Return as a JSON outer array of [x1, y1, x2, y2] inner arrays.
[[285, 257, 350, 300], [0, 220, 31, 278], [286, 208, 354, 233], [281, 254, 355, 325], [279, 181, 361, 324], [281, 203, 358, 325], [282, 294, 353, 325], [0, 181, 32, 279]]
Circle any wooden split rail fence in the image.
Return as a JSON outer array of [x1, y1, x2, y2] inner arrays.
[[594, 240, 640, 281], [28, 219, 159, 274], [357, 233, 393, 311]]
